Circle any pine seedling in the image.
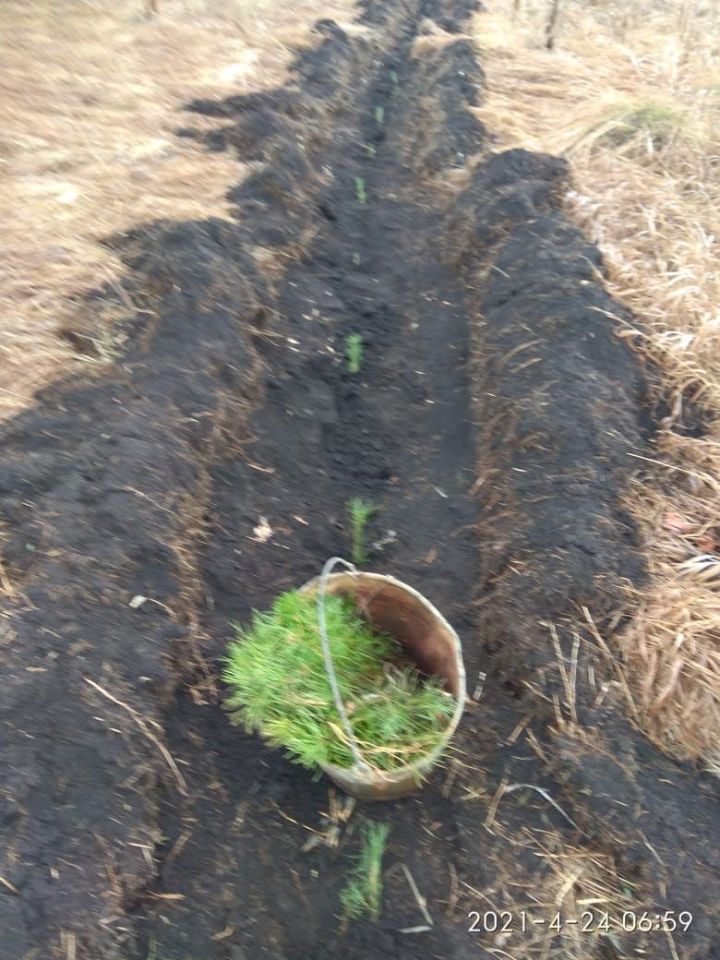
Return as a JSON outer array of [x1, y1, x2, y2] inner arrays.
[[355, 176, 367, 204], [340, 821, 391, 921], [224, 592, 392, 769], [223, 591, 455, 772], [374, 105, 385, 126], [348, 496, 375, 565], [346, 333, 363, 374]]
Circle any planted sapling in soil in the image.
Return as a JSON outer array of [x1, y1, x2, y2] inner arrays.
[[347, 495, 374, 564], [346, 333, 364, 374], [354, 176, 368, 203], [223, 591, 455, 772], [340, 821, 390, 921]]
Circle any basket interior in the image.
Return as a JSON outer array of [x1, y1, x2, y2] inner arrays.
[[319, 574, 463, 698]]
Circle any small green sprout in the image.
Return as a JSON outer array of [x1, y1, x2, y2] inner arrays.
[[355, 176, 368, 204], [341, 821, 391, 921], [346, 333, 363, 374], [374, 105, 385, 126], [348, 496, 375, 565]]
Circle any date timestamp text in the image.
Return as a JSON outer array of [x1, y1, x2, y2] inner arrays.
[[468, 910, 694, 935]]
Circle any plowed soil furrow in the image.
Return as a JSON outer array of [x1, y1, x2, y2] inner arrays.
[[133, 4, 490, 958], [133, 3, 720, 959], [2, 2, 720, 959]]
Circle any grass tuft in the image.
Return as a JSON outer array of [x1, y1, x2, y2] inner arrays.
[[346, 333, 364, 374], [340, 821, 390, 921], [223, 591, 455, 772], [567, 98, 697, 159], [347, 496, 374, 564]]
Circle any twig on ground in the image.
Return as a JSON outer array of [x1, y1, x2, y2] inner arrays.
[[446, 861, 459, 919], [581, 606, 639, 719], [401, 863, 433, 927], [84, 676, 188, 795], [484, 775, 509, 831], [504, 783, 580, 831], [0, 876, 20, 895], [548, 622, 578, 724]]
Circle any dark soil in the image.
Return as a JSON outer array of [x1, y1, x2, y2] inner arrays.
[[1, 1, 720, 959]]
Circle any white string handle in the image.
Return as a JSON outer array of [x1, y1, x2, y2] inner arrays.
[[316, 556, 371, 772]]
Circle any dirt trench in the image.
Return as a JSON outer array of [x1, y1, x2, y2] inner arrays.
[[2, 1, 720, 959]]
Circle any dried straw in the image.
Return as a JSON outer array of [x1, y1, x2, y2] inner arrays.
[[0, 0, 355, 417], [472, 0, 720, 767]]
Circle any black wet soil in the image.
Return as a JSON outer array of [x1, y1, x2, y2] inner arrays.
[[2, 2, 720, 959]]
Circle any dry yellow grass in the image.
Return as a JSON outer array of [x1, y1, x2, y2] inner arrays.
[[458, 818, 646, 959], [471, 0, 720, 766], [0, 0, 356, 416]]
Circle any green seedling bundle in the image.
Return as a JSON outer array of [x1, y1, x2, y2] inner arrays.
[[223, 590, 454, 773]]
